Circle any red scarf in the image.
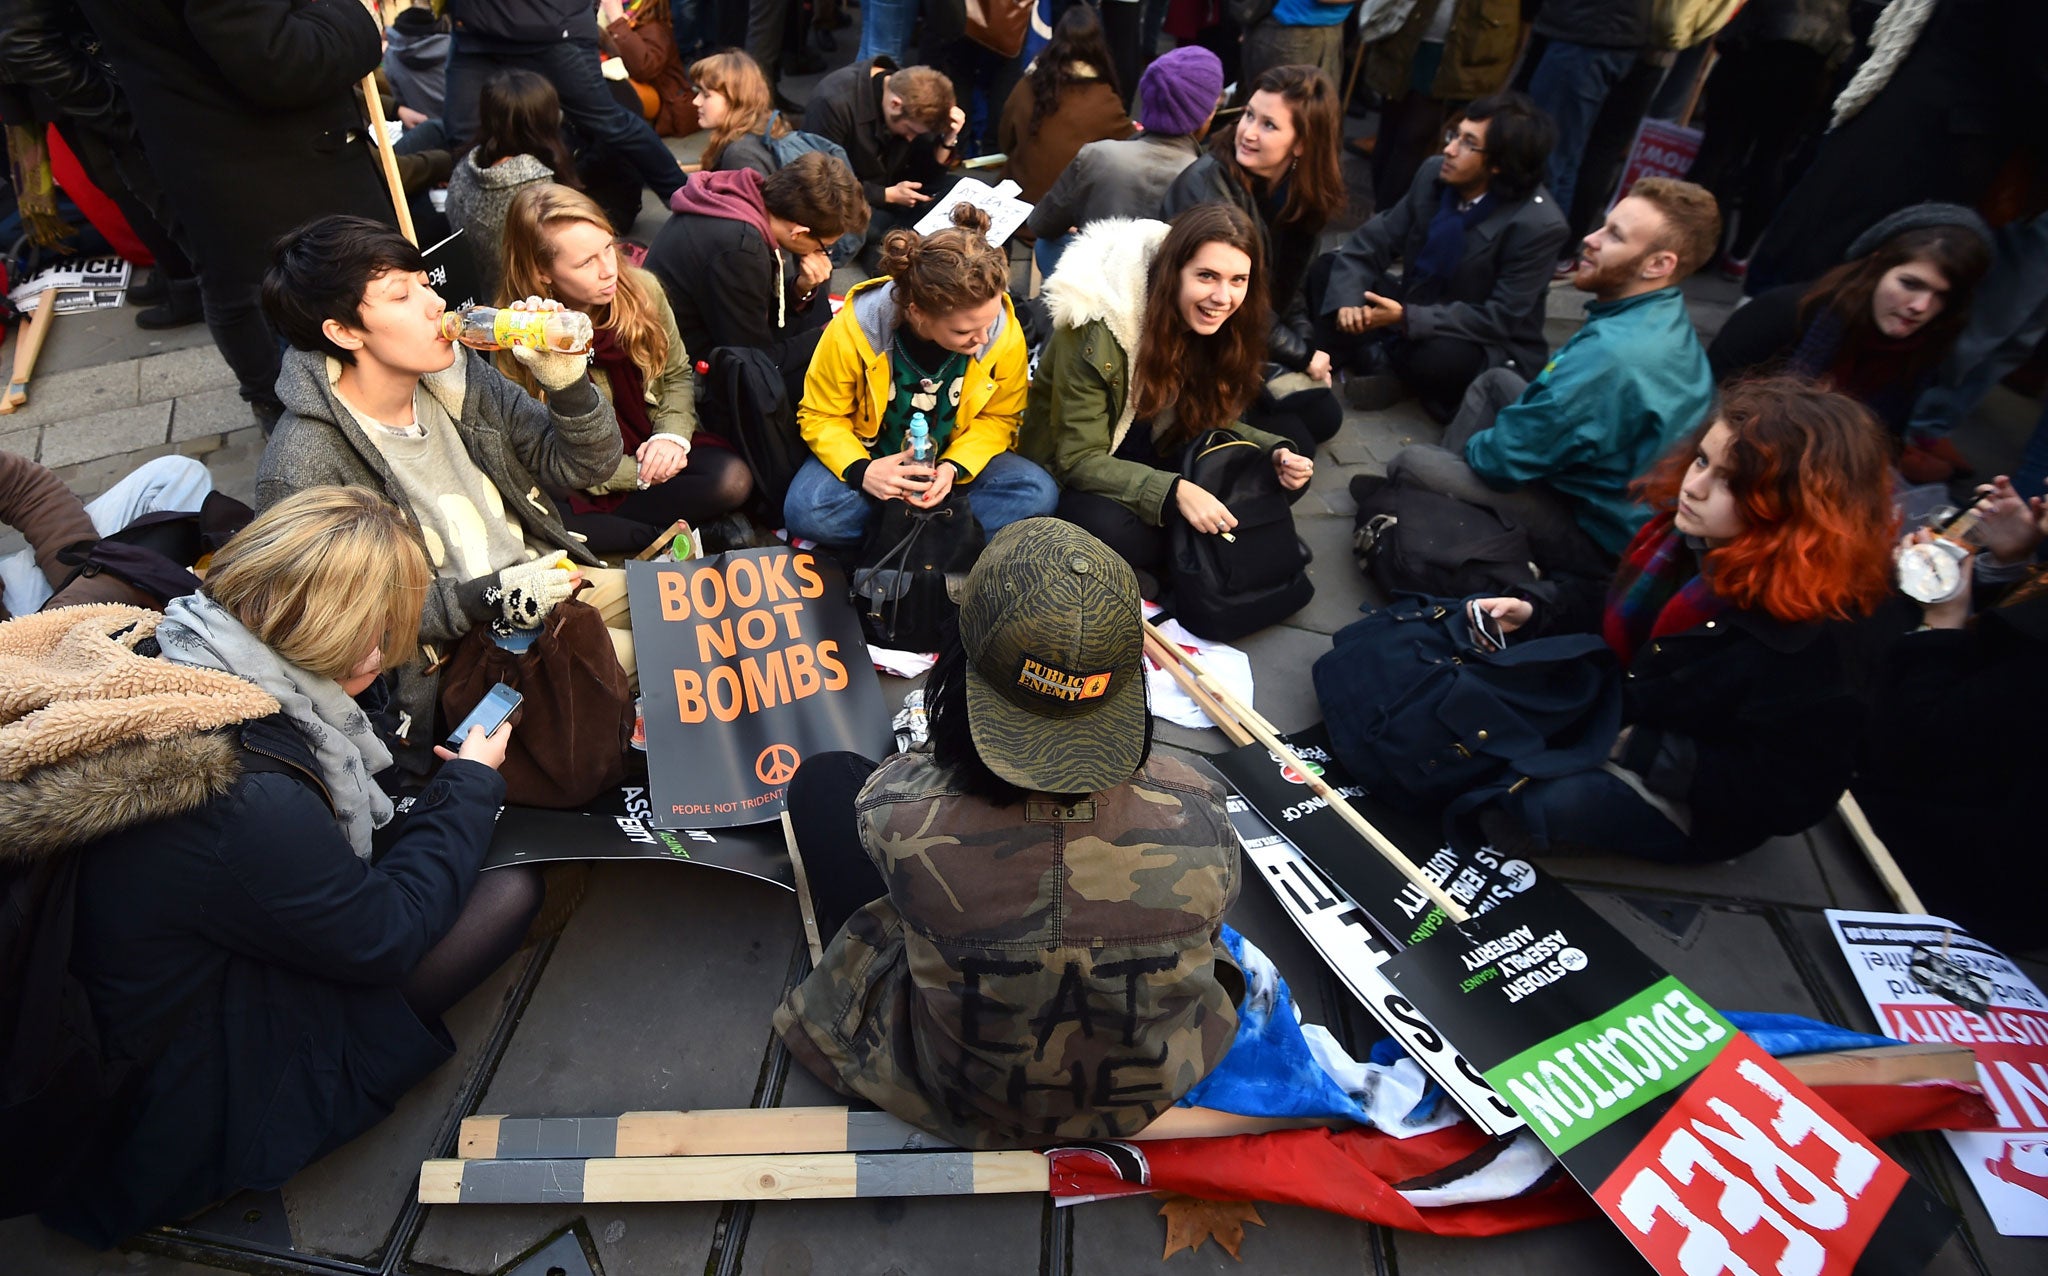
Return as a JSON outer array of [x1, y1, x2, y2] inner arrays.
[[1601, 517, 1729, 667]]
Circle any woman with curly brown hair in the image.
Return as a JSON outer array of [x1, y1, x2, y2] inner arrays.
[[784, 204, 1057, 546], [1470, 377, 1900, 865], [1019, 202, 1315, 588]]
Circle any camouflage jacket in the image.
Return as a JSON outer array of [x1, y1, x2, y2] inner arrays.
[[773, 750, 1244, 1149]]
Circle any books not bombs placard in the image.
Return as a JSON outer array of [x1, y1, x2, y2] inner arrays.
[[628, 550, 892, 827], [1387, 883, 1957, 1275]]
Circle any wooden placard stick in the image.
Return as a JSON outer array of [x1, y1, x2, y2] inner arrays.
[[780, 810, 826, 965], [1142, 632, 1251, 747], [1141, 621, 1471, 925], [419, 1149, 1050, 1204], [1835, 791, 1927, 915], [457, 1104, 1334, 1161], [0, 289, 56, 414], [1778, 1042, 1976, 1089], [360, 71, 417, 244]]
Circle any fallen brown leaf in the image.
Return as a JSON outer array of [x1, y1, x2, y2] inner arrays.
[[1159, 1193, 1266, 1261]]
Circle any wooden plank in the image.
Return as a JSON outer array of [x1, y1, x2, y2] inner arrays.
[[459, 1104, 1335, 1160], [419, 1150, 1050, 1204], [1778, 1042, 1977, 1088]]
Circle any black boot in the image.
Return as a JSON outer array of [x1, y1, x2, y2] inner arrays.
[[136, 276, 205, 331], [127, 269, 170, 306]]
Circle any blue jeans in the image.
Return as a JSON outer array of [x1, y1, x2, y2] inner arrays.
[[0, 456, 214, 616], [445, 37, 684, 200], [1528, 41, 1637, 224], [1034, 232, 1071, 279], [1500, 767, 1697, 863], [783, 452, 1060, 546], [857, 0, 918, 62]]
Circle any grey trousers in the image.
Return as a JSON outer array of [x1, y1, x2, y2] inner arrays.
[[1385, 368, 1617, 580]]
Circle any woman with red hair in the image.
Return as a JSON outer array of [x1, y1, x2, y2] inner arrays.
[[1470, 377, 1898, 864]]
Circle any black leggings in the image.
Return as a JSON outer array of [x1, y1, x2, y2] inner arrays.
[[400, 865, 543, 1021], [1244, 384, 1342, 458], [785, 752, 887, 943], [558, 446, 754, 554], [1058, 488, 1174, 578]]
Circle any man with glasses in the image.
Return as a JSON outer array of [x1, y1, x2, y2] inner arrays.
[[1309, 92, 1567, 422]]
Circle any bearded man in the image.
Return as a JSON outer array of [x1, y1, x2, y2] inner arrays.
[[1383, 177, 1721, 579]]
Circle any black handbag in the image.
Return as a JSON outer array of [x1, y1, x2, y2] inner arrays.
[[1350, 474, 1537, 599], [1167, 429, 1313, 641], [849, 492, 985, 652], [1312, 595, 1622, 819]]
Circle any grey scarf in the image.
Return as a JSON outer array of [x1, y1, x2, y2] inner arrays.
[[156, 593, 394, 857]]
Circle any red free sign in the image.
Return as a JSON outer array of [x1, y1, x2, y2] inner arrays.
[[1595, 1034, 1908, 1276]]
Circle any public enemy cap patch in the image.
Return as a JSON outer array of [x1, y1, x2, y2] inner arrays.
[[1013, 654, 1113, 704]]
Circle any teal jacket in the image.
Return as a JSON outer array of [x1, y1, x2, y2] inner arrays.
[[1465, 286, 1713, 554]]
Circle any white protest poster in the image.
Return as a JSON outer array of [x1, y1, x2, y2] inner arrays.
[[913, 177, 1033, 246], [1826, 909, 2048, 1235], [6, 255, 130, 312]]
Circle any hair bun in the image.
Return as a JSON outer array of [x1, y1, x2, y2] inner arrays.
[[877, 227, 922, 279], [949, 203, 993, 236]]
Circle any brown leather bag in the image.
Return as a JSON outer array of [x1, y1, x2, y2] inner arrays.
[[965, 0, 1034, 57], [437, 596, 633, 809]]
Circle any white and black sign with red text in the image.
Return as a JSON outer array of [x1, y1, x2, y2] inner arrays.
[[1387, 883, 1957, 1274], [1827, 910, 2048, 1236]]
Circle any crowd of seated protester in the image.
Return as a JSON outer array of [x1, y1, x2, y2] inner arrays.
[[10, 11, 2048, 1248]]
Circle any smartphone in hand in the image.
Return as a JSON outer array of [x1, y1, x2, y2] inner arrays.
[[446, 682, 522, 748], [1465, 598, 1507, 654]]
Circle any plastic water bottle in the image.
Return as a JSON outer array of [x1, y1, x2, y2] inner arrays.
[[439, 305, 593, 353], [907, 412, 934, 465]]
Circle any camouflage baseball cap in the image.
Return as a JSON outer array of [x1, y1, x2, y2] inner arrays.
[[959, 518, 1146, 794]]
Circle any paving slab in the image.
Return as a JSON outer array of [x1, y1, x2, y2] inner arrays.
[[169, 386, 257, 442], [138, 345, 237, 402], [1231, 624, 1340, 735], [1540, 831, 1833, 908], [1576, 891, 1822, 1017], [738, 1194, 1046, 1276], [40, 400, 172, 468], [34, 302, 216, 379], [1290, 512, 1371, 636], [0, 423, 36, 460], [409, 863, 799, 1276], [6, 359, 141, 430]]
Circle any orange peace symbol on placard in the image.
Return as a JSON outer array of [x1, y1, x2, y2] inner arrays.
[[756, 743, 801, 785]]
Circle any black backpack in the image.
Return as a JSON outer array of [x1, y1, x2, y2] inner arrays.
[[1168, 429, 1313, 641], [1350, 474, 1538, 598], [704, 344, 812, 521], [849, 492, 985, 652], [0, 738, 311, 1219]]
